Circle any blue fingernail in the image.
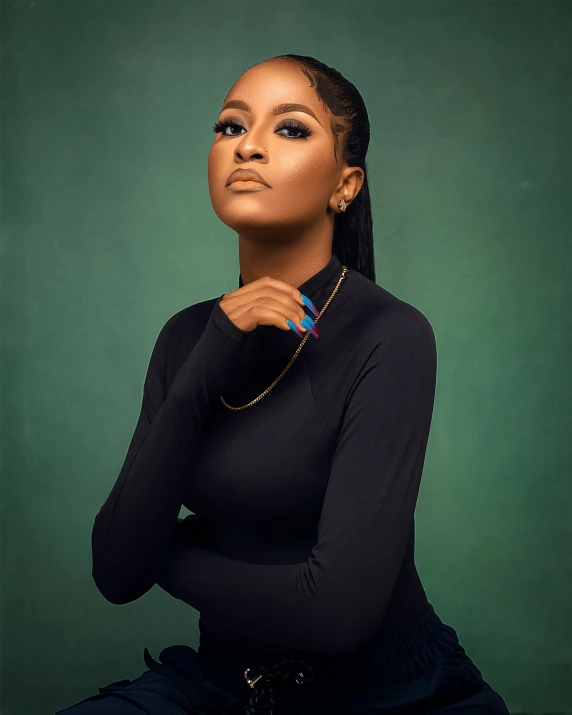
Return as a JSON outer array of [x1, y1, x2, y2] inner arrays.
[[301, 294, 319, 318], [301, 315, 320, 338], [287, 319, 303, 338]]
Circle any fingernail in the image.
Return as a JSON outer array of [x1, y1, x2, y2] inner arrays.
[[287, 319, 304, 338], [301, 315, 320, 338], [301, 294, 319, 318]]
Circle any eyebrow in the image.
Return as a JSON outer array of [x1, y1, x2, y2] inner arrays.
[[220, 100, 323, 127]]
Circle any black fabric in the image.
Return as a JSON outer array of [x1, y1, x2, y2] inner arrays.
[[79, 252, 511, 712], [90, 253, 438, 656], [54, 603, 511, 714]]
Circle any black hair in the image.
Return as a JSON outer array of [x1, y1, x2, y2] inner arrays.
[[262, 54, 376, 283]]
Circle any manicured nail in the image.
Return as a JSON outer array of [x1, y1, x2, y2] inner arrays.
[[301, 315, 320, 338], [287, 319, 304, 338], [301, 294, 319, 318]]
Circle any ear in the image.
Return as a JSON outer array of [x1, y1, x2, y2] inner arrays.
[[329, 165, 365, 212]]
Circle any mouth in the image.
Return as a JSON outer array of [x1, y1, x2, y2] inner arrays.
[[225, 168, 272, 188]]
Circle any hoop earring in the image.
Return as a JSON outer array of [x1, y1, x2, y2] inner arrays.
[[338, 199, 346, 212]]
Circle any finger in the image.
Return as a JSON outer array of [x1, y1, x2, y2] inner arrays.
[[241, 299, 317, 335], [226, 286, 310, 332], [223, 276, 306, 310]]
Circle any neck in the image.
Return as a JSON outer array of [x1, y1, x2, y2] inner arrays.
[[237, 239, 333, 291]]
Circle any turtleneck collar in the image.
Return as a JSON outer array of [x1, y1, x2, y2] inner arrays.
[[238, 253, 343, 312]]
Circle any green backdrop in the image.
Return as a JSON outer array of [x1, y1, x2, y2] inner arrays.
[[1, 1, 570, 713]]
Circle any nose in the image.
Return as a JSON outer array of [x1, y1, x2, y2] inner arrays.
[[234, 130, 267, 162]]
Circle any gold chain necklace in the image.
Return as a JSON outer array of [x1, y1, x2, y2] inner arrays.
[[220, 266, 348, 411]]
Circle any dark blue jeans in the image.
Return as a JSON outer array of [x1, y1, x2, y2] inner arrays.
[[55, 603, 511, 714]]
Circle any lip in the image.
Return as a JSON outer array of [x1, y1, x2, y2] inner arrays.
[[225, 168, 272, 188], [227, 181, 269, 192]]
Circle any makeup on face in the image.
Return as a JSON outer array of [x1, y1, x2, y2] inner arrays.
[[225, 168, 272, 192]]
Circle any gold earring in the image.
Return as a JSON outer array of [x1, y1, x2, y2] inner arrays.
[[338, 199, 346, 212]]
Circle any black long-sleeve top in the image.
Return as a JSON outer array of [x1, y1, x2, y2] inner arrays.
[[91, 253, 437, 658]]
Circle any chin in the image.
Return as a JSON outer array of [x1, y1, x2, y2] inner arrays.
[[211, 203, 285, 232]]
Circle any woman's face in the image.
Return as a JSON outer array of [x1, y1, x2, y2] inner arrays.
[[208, 60, 351, 241]]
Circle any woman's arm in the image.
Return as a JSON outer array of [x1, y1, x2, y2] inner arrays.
[[156, 307, 437, 657], [91, 296, 250, 605]]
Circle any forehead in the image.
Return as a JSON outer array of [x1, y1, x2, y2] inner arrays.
[[224, 60, 327, 120]]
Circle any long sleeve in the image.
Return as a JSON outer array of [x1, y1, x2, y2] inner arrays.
[[156, 307, 437, 657], [91, 296, 250, 605]]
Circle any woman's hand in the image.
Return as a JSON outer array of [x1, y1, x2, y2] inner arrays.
[[219, 276, 320, 339]]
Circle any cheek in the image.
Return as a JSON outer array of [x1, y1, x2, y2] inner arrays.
[[207, 147, 232, 208], [280, 145, 332, 180], [207, 147, 222, 186], [277, 149, 335, 204]]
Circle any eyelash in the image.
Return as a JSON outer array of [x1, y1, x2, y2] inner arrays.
[[212, 117, 313, 140]]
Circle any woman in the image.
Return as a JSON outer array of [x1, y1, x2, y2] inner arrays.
[[56, 55, 511, 714]]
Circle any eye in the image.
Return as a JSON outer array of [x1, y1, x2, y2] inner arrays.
[[212, 119, 244, 137], [277, 120, 312, 139], [212, 118, 313, 140]]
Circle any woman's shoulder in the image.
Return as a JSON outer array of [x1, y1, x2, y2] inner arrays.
[[162, 295, 219, 339], [153, 296, 222, 379], [344, 268, 436, 349]]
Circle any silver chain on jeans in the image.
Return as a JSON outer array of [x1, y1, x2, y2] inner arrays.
[[244, 658, 316, 714]]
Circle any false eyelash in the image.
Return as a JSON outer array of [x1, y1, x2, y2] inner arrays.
[[212, 119, 241, 135], [212, 118, 313, 139]]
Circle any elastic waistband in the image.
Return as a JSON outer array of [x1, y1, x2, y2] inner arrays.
[[364, 602, 446, 664], [197, 602, 443, 685]]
